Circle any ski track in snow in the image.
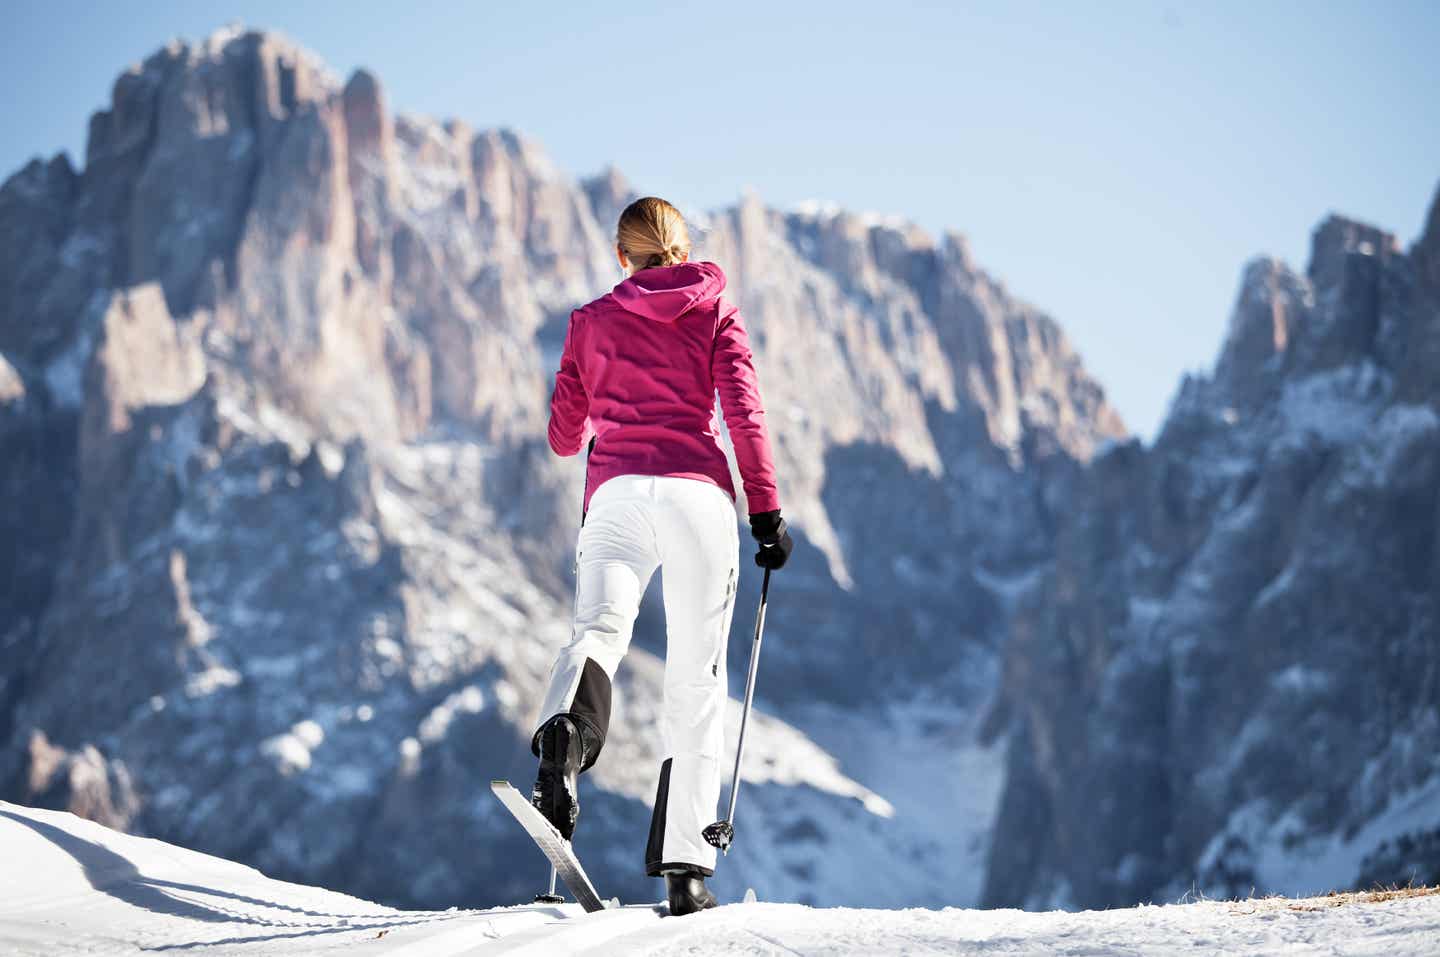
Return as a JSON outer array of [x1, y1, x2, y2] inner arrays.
[[5, 802, 1440, 956]]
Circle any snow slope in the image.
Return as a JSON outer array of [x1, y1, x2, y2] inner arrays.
[[6, 802, 1440, 956]]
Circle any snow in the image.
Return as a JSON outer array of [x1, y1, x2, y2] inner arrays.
[[974, 564, 1046, 611], [182, 662, 239, 698], [778, 700, 1007, 910], [1196, 770, 1440, 905], [42, 306, 99, 408], [1276, 362, 1389, 447], [1338, 402, 1440, 489], [417, 685, 487, 744], [5, 801, 1440, 956], [258, 721, 326, 776], [1254, 563, 1299, 609], [1270, 664, 1334, 695], [59, 231, 105, 269], [1252, 775, 1440, 897], [214, 394, 312, 459], [788, 199, 914, 232], [259, 730, 314, 775]]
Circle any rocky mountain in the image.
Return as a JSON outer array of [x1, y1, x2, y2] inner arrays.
[[983, 192, 1440, 908], [0, 28, 1122, 909]]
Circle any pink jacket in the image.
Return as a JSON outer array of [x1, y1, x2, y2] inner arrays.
[[547, 260, 782, 516]]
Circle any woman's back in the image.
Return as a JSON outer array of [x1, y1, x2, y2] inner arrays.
[[548, 260, 779, 516]]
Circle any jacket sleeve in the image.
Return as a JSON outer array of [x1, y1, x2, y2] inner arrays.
[[711, 301, 781, 514], [547, 311, 593, 456]]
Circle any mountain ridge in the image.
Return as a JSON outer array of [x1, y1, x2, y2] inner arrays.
[[0, 25, 1121, 909], [983, 184, 1440, 908]]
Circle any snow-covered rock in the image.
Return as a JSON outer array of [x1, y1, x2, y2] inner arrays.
[[986, 189, 1440, 909]]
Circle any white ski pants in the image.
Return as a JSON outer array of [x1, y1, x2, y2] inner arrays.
[[535, 474, 740, 876]]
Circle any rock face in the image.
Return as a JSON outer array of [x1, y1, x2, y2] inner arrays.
[[0, 28, 1121, 908], [984, 190, 1440, 909]]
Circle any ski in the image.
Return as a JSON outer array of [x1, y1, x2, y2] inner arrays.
[[491, 780, 607, 913]]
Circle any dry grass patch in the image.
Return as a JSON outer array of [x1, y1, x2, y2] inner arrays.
[[1226, 884, 1440, 915]]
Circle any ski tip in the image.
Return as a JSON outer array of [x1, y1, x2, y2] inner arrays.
[[490, 779, 512, 789], [743, 888, 757, 904]]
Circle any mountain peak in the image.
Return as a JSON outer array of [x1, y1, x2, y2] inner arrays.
[[1412, 179, 1440, 298], [580, 164, 636, 236], [1308, 213, 1401, 290], [1212, 255, 1311, 405], [84, 26, 339, 172]]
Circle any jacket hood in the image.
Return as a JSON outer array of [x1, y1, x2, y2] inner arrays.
[[609, 261, 727, 323]]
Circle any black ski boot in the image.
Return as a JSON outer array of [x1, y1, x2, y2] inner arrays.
[[664, 867, 718, 916], [531, 716, 584, 840]]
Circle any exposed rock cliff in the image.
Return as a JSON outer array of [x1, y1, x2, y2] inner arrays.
[[984, 188, 1440, 909]]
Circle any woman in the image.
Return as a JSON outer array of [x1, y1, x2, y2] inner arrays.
[[531, 196, 794, 915]]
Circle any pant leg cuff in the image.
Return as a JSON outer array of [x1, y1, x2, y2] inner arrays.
[[646, 860, 715, 878], [531, 711, 606, 768]]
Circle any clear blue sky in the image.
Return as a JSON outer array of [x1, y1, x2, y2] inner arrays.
[[4, 1, 1437, 438]]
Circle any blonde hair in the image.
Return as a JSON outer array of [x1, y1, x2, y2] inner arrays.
[[616, 196, 691, 271]]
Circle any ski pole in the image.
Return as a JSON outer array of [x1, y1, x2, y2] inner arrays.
[[702, 566, 772, 854], [532, 864, 564, 904]]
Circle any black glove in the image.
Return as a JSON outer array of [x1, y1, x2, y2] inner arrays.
[[748, 510, 794, 570]]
